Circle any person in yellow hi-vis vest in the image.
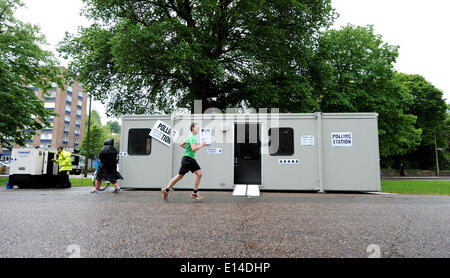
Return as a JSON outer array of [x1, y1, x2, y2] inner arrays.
[[53, 146, 72, 188]]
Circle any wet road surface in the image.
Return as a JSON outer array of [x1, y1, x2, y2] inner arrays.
[[0, 187, 449, 258]]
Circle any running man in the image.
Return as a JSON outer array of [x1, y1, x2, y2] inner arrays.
[[162, 123, 206, 201]]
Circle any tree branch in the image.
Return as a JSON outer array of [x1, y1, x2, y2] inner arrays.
[[0, 2, 14, 33]]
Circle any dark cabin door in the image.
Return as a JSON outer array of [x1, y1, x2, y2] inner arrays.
[[234, 123, 261, 184]]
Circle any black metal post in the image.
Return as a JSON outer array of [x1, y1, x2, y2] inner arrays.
[[84, 94, 92, 177]]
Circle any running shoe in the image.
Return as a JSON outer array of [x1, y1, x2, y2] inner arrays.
[[90, 189, 99, 194], [113, 186, 120, 193], [191, 192, 204, 200], [161, 187, 169, 201]]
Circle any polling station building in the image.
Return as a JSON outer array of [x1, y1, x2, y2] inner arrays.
[[118, 112, 381, 193]]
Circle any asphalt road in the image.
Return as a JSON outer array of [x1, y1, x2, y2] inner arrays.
[[0, 187, 449, 258]]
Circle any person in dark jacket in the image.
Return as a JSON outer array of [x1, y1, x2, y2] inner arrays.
[[399, 163, 406, 177], [91, 138, 123, 193]]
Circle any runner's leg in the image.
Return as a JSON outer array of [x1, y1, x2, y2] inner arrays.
[[193, 170, 202, 191], [167, 174, 184, 190]]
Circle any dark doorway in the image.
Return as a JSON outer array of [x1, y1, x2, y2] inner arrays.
[[234, 123, 261, 184]]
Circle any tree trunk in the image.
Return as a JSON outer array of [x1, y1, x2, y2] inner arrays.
[[190, 73, 211, 113]]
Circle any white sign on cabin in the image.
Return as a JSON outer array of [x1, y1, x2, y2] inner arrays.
[[301, 135, 315, 146], [207, 148, 222, 154], [149, 120, 177, 147], [18, 151, 31, 157], [331, 132, 352, 147], [279, 159, 300, 165], [200, 128, 212, 145]]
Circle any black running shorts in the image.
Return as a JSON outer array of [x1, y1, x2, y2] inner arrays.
[[178, 156, 201, 175]]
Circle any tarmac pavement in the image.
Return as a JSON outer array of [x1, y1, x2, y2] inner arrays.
[[0, 187, 449, 258]]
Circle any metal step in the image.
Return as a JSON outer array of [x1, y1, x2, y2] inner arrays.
[[232, 184, 260, 197]]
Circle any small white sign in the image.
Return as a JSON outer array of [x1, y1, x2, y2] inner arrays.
[[119, 152, 128, 156], [279, 159, 300, 165], [301, 135, 315, 146], [18, 151, 31, 157], [171, 129, 179, 142], [207, 148, 222, 154], [149, 120, 174, 147], [331, 132, 352, 147], [201, 128, 212, 145]]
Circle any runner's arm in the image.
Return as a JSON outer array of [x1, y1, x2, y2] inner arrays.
[[191, 142, 206, 151], [180, 142, 187, 149]]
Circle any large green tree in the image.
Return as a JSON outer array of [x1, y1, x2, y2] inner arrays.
[[391, 73, 449, 169], [311, 25, 422, 157], [442, 108, 450, 169], [85, 110, 102, 126], [395, 73, 447, 147], [82, 111, 121, 163], [80, 122, 106, 162], [0, 0, 63, 149], [58, 0, 335, 116], [105, 120, 120, 134]]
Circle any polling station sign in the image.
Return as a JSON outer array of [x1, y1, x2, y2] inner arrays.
[[149, 120, 178, 147], [331, 132, 352, 147]]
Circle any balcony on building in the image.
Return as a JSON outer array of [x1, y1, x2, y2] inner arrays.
[[44, 102, 55, 112], [64, 115, 71, 124], [67, 85, 73, 95]]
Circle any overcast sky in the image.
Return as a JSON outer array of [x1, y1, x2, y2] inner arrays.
[[15, 0, 450, 124]]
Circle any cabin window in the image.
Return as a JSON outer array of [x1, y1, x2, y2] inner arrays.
[[268, 127, 294, 156], [71, 155, 80, 165], [128, 129, 152, 156], [236, 123, 261, 160]]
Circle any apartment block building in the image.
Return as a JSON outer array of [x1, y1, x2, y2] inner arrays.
[[0, 80, 87, 161]]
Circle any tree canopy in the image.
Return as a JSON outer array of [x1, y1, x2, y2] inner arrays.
[[80, 122, 106, 160], [58, 1, 449, 167], [311, 25, 422, 157], [106, 120, 121, 134], [58, 0, 335, 116], [81, 111, 120, 161], [86, 110, 102, 127], [387, 73, 449, 169], [0, 0, 63, 149], [395, 73, 448, 147]]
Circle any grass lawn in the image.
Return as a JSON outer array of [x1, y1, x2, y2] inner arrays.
[[0, 176, 93, 187], [68, 177, 93, 187], [381, 180, 450, 195], [1, 177, 449, 195]]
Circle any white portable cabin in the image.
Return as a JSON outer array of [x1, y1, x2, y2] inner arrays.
[[9, 148, 59, 187], [119, 113, 381, 192], [9, 148, 86, 187]]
